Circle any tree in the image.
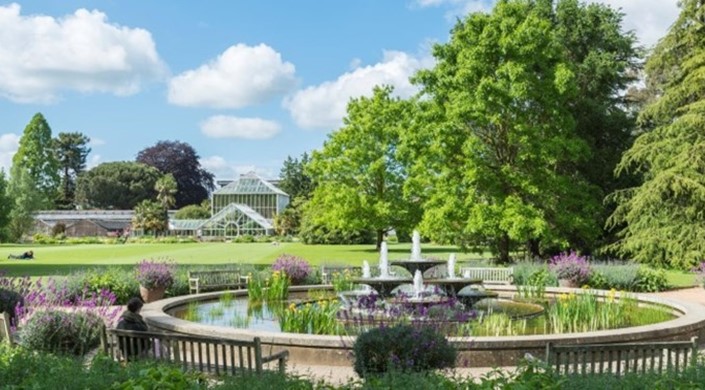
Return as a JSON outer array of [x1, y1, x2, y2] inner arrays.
[[606, 1, 705, 269], [409, 0, 599, 262], [155, 174, 177, 210], [53, 132, 91, 209], [307, 85, 421, 249], [75, 162, 161, 209], [0, 170, 12, 241], [10, 113, 59, 208], [279, 153, 315, 201], [6, 169, 44, 241], [132, 199, 168, 235], [174, 201, 211, 219], [553, 0, 640, 252], [136, 141, 214, 208]]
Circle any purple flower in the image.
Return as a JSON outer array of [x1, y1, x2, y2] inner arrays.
[[271, 254, 311, 285], [549, 251, 591, 285], [135, 258, 176, 289]]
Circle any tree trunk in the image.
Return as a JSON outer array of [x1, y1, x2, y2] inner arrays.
[[526, 239, 541, 261], [376, 229, 384, 251], [497, 232, 511, 264]]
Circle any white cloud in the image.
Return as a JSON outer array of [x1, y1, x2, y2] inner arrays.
[[200, 155, 275, 179], [0, 3, 167, 103], [200, 115, 281, 140], [87, 154, 102, 169], [168, 43, 297, 109], [0, 133, 20, 173], [88, 137, 106, 147], [284, 51, 432, 130], [591, 0, 679, 49], [412, 0, 492, 18]]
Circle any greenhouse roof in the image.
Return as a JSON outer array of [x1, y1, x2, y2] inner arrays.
[[213, 172, 288, 197], [169, 219, 207, 230], [208, 203, 273, 230]]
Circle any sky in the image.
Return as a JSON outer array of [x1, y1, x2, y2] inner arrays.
[[0, 0, 680, 180]]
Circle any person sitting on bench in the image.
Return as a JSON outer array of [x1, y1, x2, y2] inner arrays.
[[116, 297, 150, 359], [7, 250, 33, 260]]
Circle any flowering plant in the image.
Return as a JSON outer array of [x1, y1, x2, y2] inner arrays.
[[549, 251, 591, 286], [271, 254, 311, 285], [135, 259, 176, 289]]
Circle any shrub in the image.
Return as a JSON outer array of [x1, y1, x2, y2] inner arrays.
[[135, 259, 176, 289], [549, 251, 591, 286], [592, 262, 639, 290], [271, 254, 312, 285], [79, 268, 138, 304], [352, 324, 456, 377], [19, 310, 104, 356], [635, 267, 669, 292]]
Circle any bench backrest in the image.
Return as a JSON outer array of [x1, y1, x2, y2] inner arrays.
[[0, 312, 12, 345], [188, 270, 245, 294], [459, 267, 513, 284], [102, 327, 287, 375], [545, 337, 698, 376]]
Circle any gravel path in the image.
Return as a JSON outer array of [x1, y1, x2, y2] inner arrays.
[[287, 288, 705, 386]]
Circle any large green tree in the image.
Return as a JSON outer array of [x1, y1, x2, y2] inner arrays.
[[6, 169, 44, 241], [53, 132, 91, 209], [132, 199, 168, 235], [75, 162, 161, 209], [10, 113, 59, 208], [278, 153, 314, 201], [409, 0, 599, 262], [307, 85, 420, 249], [155, 174, 177, 210], [607, 1, 705, 269]]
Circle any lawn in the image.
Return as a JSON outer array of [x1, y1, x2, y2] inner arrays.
[[0, 242, 476, 277]]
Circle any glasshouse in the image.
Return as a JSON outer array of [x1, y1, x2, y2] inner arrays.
[[169, 172, 289, 237]]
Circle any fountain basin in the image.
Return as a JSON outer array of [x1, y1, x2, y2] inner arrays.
[[142, 285, 705, 367]]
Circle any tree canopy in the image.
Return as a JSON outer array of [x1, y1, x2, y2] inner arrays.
[[408, 0, 601, 262], [607, 1, 705, 269], [307, 85, 421, 248], [75, 162, 161, 209], [10, 113, 59, 208], [53, 132, 91, 209], [278, 153, 314, 201], [0, 170, 11, 241], [136, 140, 214, 208]]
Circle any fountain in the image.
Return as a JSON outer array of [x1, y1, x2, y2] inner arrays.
[[390, 230, 448, 275], [448, 253, 456, 279], [362, 260, 371, 278], [352, 242, 411, 297], [412, 270, 424, 298]]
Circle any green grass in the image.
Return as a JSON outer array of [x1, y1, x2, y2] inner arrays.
[[0, 242, 474, 277], [665, 269, 698, 288]]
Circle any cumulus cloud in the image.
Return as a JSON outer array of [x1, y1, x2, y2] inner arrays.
[[168, 43, 297, 109], [87, 154, 102, 169], [200, 155, 275, 179], [200, 115, 281, 140], [0, 3, 167, 103], [591, 0, 679, 49], [0, 133, 20, 172], [284, 51, 432, 130], [412, 0, 493, 18]]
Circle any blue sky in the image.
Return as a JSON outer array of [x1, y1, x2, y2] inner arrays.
[[0, 0, 679, 180]]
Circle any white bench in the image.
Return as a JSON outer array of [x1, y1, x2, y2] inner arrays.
[[459, 267, 513, 285]]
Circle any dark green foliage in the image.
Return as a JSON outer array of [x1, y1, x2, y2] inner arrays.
[[19, 310, 103, 356], [73, 268, 139, 305], [352, 324, 456, 378], [136, 140, 215, 208], [0, 288, 23, 323], [278, 152, 315, 201], [111, 365, 206, 389], [53, 132, 91, 209], [513, 262, 557, 286], [132, 199, 168, 235], [75, 161, 161, 209], [607, 2, 705, 269]]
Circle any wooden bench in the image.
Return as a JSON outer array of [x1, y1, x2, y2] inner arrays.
[[188, 270, 247, 294], [459, 267, 514, 285], [0, 312, 12, 345], [545, 337, 698, 376], [102, 328, 288, 375]]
